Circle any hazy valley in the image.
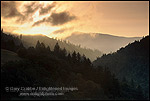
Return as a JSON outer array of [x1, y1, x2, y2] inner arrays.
[[66, 32, 142, 53]]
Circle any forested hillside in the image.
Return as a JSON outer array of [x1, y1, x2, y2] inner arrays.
[[21, 34, 102, 61], [93, 36, 149, 99], [1, 31, 147, 100], [1, 32, 102, 61]]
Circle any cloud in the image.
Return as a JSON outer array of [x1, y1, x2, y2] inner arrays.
[[16, 2, 41, 23], [18, 2, 56, 23], [53, 27, 74, 34], [1, 1, 41, 23], [39, 2, 56, 15], [50, 12, 76, 26], [32, 11, 76, 26], [23, 2, 41, 15], [2, 1, 77, 27], [32, 18, 48, 26], [1, 1, 22, 18]]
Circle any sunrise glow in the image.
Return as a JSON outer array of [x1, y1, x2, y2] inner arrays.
[[1, 1, 149, 39]]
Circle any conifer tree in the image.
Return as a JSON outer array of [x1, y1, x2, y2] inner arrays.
[[46, 46, 51, 52], [62, 48, 67, 57], [72, 51, 77, 62], [67, 53, 72, 63], [54, 42, 60, 54], [77, 52, 81, 62], [36, 40, 41, 50], [82, 54, 87, 62], [87, 58, 91, 65], [41, 42, 46, 49]]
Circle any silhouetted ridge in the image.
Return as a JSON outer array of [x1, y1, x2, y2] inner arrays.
[[93, 36, 149, 99]]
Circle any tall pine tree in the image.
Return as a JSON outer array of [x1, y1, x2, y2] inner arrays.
[[54, 42, 60, 56]]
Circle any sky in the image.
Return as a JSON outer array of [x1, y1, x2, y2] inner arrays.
[[1, 1, 149, 39]]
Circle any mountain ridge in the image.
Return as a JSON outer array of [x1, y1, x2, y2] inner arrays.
[[2, 32, 102, 61], [65, 32, 142, 53], [72, 31, 142, 38], [93, 36, 149, 98]]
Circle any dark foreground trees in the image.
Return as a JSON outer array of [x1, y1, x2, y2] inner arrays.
[[1, 40, 146, 100]]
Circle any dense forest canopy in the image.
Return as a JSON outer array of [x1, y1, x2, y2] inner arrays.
[[93, 36, 149, 99]]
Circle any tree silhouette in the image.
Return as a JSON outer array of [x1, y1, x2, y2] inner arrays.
[[54, 42, 60, 55], [46, 46, 51, 52], [67, 53, 71, 62], [41, 42, 46, 49], [72, 51, 77, 62], [62, 48, 67, 58], [82, 54, 86, 63], [86, 58, 91, 65], [36, 40, 41, 50], [77, 52, 81, 62]]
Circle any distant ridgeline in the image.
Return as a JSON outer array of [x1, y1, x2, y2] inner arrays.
[[93, 36, 149, 98], [1, 31, 102, 61], [1, 30, 148, 100], [0, 31, 90, 65]]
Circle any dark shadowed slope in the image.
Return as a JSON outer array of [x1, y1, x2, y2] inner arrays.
[[1, 49, 22, 66], [93, 36, 149, 98], [1, 30, 147, 100], [65, 32, 142, 53]]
